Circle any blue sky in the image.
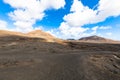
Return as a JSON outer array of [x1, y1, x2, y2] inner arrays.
[[0, 0, 120, 40]]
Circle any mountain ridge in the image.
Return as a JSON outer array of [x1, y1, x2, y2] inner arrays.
[[79, 35, 119, 43], [0, 30, 62, 42], [0, 30, 119, 43]]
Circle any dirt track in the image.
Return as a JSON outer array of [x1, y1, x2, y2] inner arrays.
[[0, 51, 119, 80]]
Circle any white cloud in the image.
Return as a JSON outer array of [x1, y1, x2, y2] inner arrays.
[[34, 26, 44, 30], [98, 0, 120, 17], [90, 26, 112, 35], [91, 26, 99, 34], [3, 0, 65, 32], [92, 26, 99, 31], [57, 0, 120, 39], [106, 32, 112, 36], [40, 0, 65, 10], [99, 26, 112, 30], [59, 22, 88, 37], [63, 0, 120, 27], [49, 22, 89, 39], [0, 20, 8, 30], [64, 0, 96, 27], [91, 26, 112, 32], [91, 26, 112, 31]]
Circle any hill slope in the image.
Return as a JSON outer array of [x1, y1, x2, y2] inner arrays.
[[0, 30, 24, 36], [27, 30, 54, 38], [79, 35, 119, 43]]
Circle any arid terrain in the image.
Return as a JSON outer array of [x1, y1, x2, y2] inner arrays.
[[0, 30, 120, 80]]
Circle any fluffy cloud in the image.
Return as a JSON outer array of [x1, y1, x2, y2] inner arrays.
[[106, 32, 112, 36], [58, 22, 89, 39], [91, 26, 99, 34], [98, 0, 120, 17], [57, 0, 120, 39], [3, 0, 65, 32], [64, 0, 120, 27], [91, 26, 112, 35], [99, 26, 112, 30], [92, 26, 112, 31], [0, 20, 8, 30], [49, 22, 89, 39], [64, 0, 96, 27]]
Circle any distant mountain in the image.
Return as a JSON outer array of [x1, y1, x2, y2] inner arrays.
[[0, 30, 62, 42], [27, 30, 58, 42], [1, 30, 119, 43], [79, 35, 119, 43], [27, 30, 54, 38], [0, 30, 24, 36], [79, 35, 106, 41]]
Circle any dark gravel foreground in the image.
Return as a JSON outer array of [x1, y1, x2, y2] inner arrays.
[[0, 52, 119, 80], [0, 39, 120, 80]]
